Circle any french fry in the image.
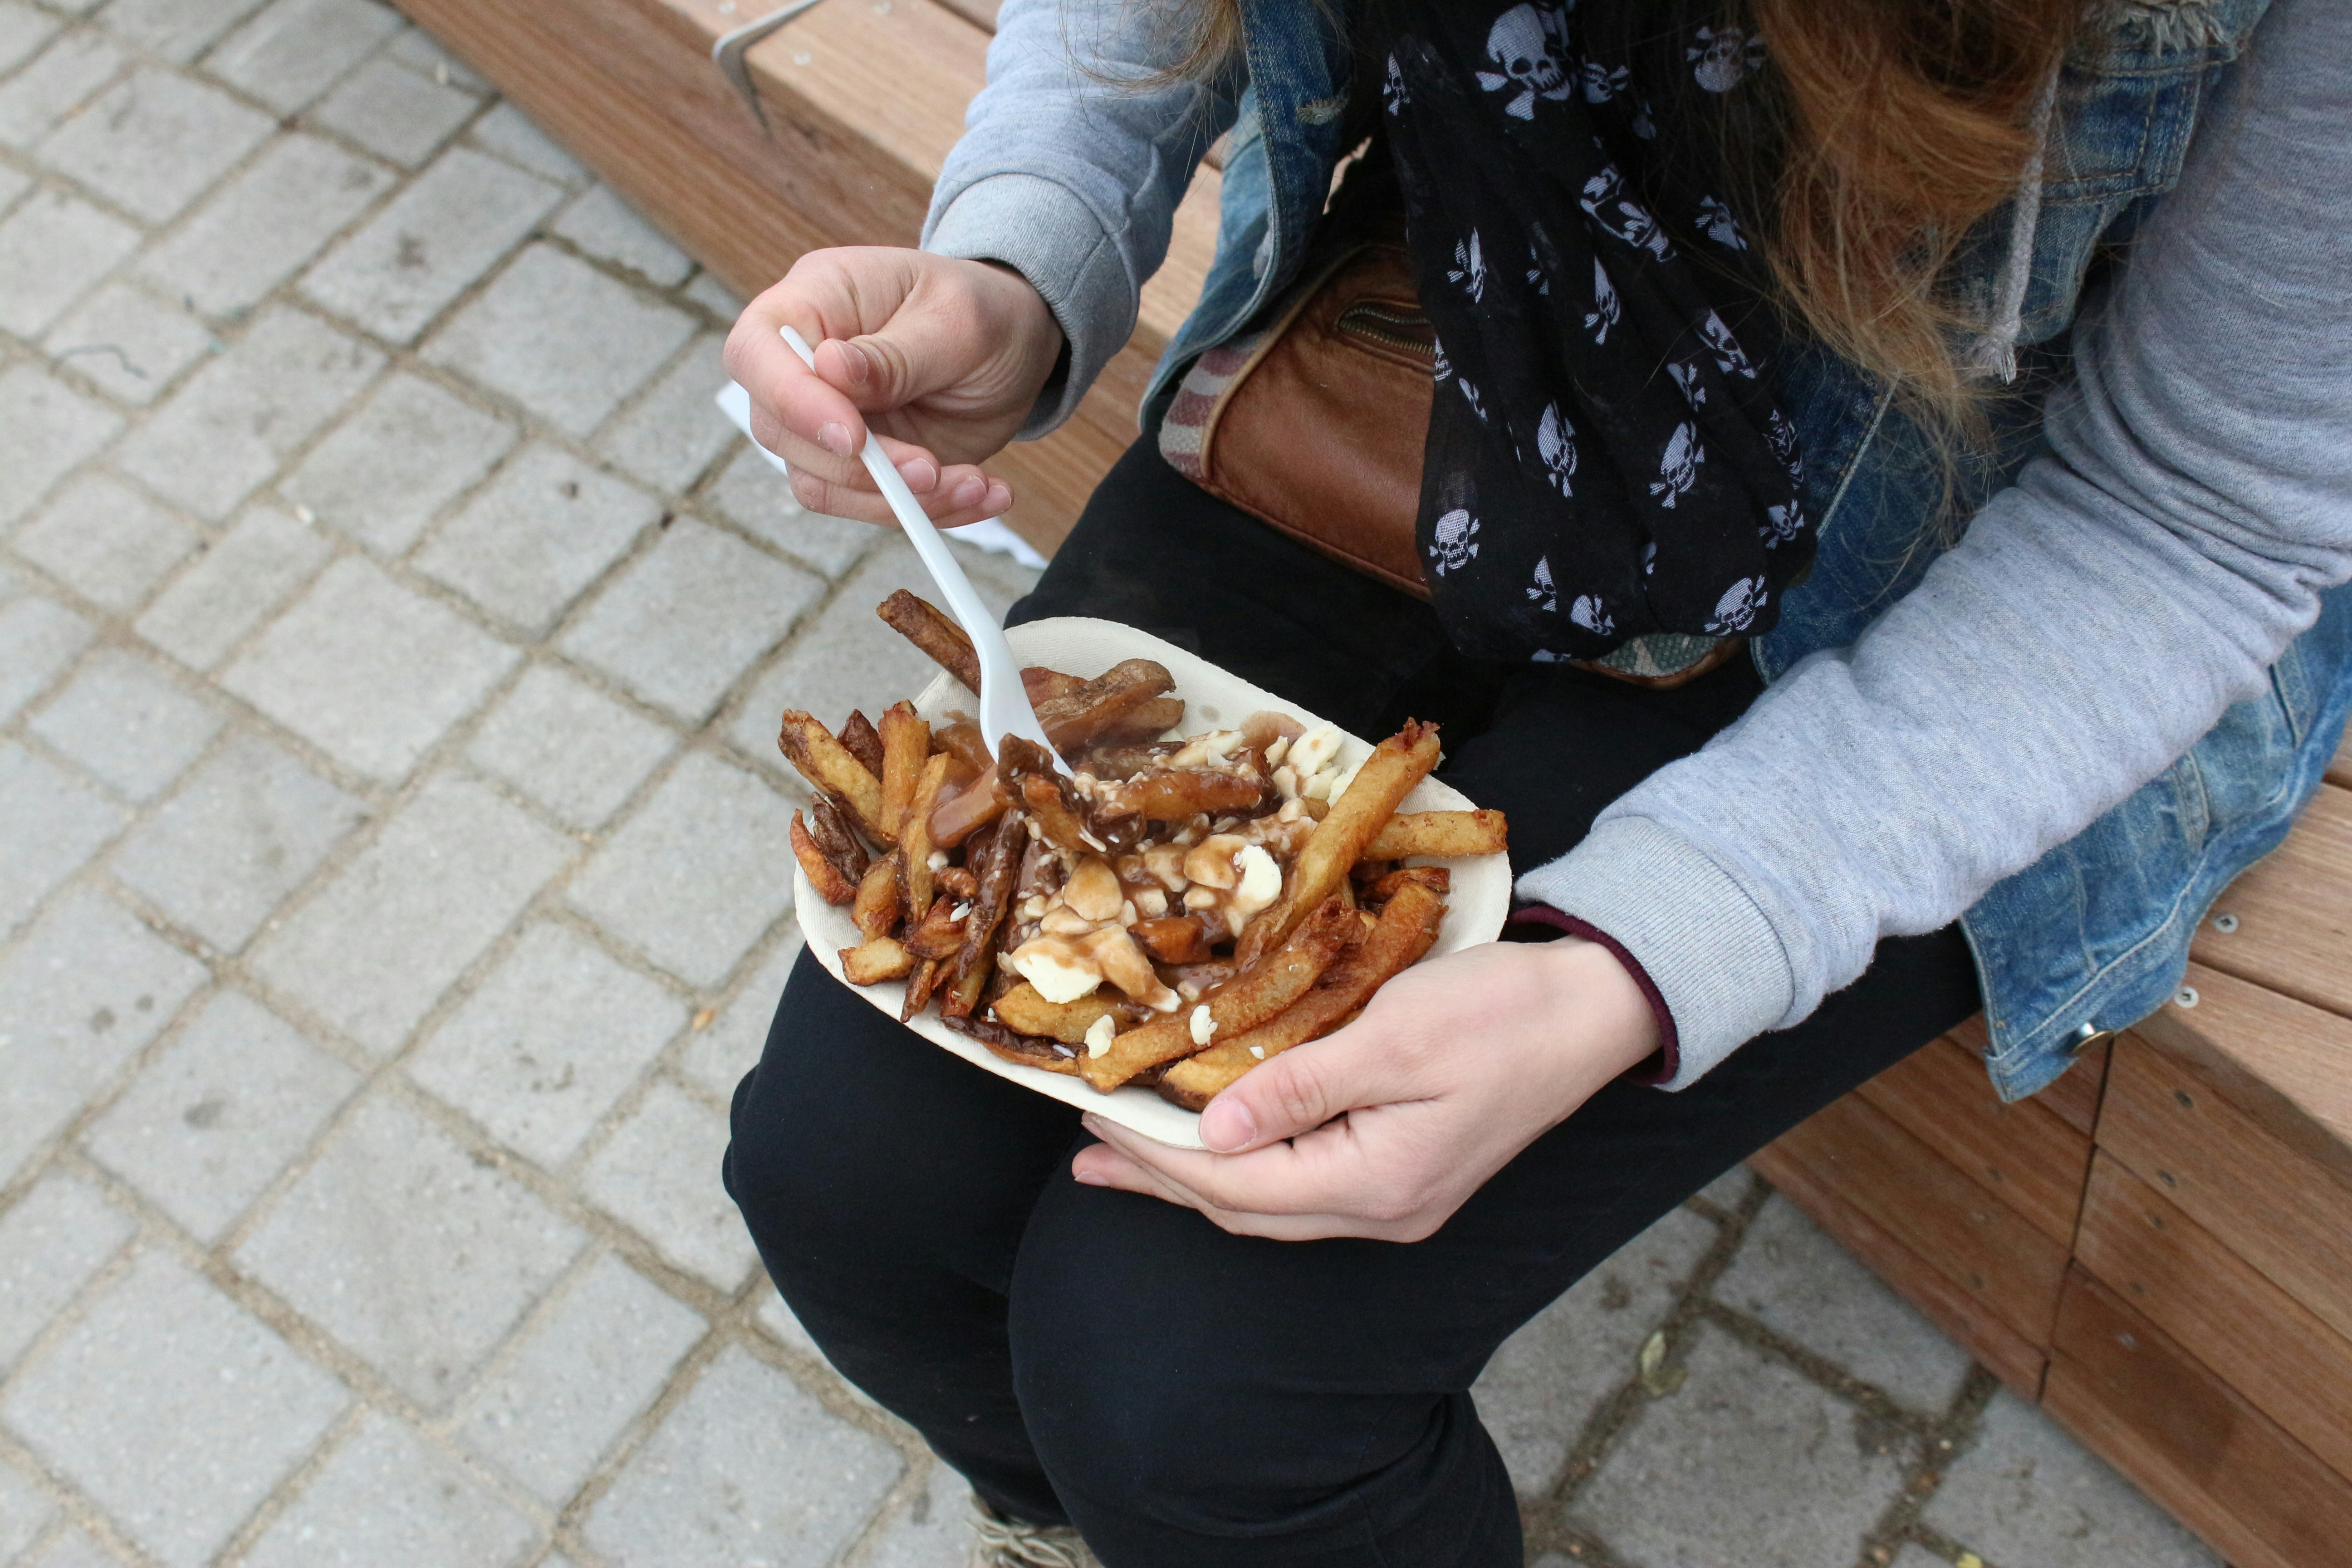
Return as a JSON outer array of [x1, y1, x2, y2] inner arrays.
[[1130, 915, 1213, 965], [900, 752, 952, 914], [1035, 659, 1176, 750], [930, 766, 1006, 848], [1362, 809, 1509, 862], [790, 810, 858, 905], [944, 809, 1024, 1014], [1158, 881, 1445, 1110], [1079, 899, 1355, 1092], [1101, 695, 1186, 740], [945, 1011, 1082, 1076], [993, 981, 1122, 1045], [1093, 766, 1265, 824], [903, 893, 968, 961], [902, 959, 941, 1021], [841, 936, 914, 985], [877, 701, 930, 839], [1001, 736, 1097, 854], [1362, 865, 1450, 906], [877, 590, 981, 692], [852, 850, 904, 941], [1239, 721, 1440, 963], [1023, 666, 1086, 702], [805, 792, 870, 887], [779, 710, 891, 843], [839, 709, 885, 777], [931, 720, 993, 776]]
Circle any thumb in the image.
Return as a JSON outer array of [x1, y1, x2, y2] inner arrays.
[[1199, 1043, 1360, 1154], [816, 310, 964, 415]]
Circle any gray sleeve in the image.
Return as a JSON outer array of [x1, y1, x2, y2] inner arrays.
[[1518, 0, 2352, 1088], [921, 0, 1242, 437]]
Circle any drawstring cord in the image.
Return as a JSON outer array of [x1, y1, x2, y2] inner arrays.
[[1968, 59, 2064, 384]]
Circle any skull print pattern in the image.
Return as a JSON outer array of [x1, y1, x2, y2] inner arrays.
[[1384, 0, 1813, 663]]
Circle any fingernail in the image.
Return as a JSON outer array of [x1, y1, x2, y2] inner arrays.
[[952, 475, 985, 508], [897, 456, 937, 491], [1200, 1100, 1256, 1152], [1072, 1166, 1107, 1186], [985, 480, 1012, 514], [837, 340, 871, 384], [818, 421, 854, 456]]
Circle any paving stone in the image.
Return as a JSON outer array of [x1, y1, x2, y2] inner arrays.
[[1713, 1195, 1973, 1414], [409, 922, 688, 1169], [282, 373, 516, 556], [0, 1247, 348, 1568], [222, 556, 519, 784], [0, 595, 96, 720], [752, 1285, 822, 1362], [455, 1251, 705, 1504], [0, 363, 123, 526], [24, 1528, 129, 1568], [676, 927, 800, 1101], [0, 160, 29, 213], [862, 1459, 976, 1568], [244, 1411, 539, 1568], [1888, 1548, 1947, 1568], [235, 1091, 588, 1408], [1572, 1323, 1909, 1568], [568, 750, 798, 987], [381, 27, 487, 93], [36, 66, 272, 223], [551, 183, 692, 287], [0, 187, 140, 338], [137, 132, 396, 317], [0, 1449, 57, 1563], [680, 270, 739, 319], [133, 504, 331, 671], [85, 988, 360, 1241], [247, 774, 567, 1054], [0, 741, 131, 935], [307, 52, 479, 170], [585, 1344, 902, 1568], [466, 101, 582, 184], [0, 3, 62, 77], [116, 306, 383, 521], [110, 730, 365, 950], [43, 282, 219, 406], [1688, 1162, 1752, 1215], [413, 441, 660, 634], [1923, 1389, 2221, 1568], [425, 244, 697, 438], [728, 538, 1031, 774], [597, 333, 732, 494], [1471, 1206, 1714, 1497], [206, 0, 400, 113], [300, 146, 561, 344], [0, 32, 122, 150], [562, 519, 822, 723], [12, 475, 196, 613], [465, 663, 676, 829], [98, 0, 269, 64], [580, 1079, 759, 1289], [0, 1172, 136, 1370], [25, 649, 222, 800], [705, 444, 878, 579], [0, 891, 207, 1186]]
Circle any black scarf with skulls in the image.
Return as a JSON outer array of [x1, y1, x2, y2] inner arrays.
[[1382, 0, 1809, 662]]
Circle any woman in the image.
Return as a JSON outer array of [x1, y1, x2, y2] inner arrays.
[[723, 0, 2350, 1561]]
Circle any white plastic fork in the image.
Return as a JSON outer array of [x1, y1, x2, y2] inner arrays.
[[777, 324, 1060, 766]]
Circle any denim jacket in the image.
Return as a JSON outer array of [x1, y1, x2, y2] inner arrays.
[[930, 0, 2352, 1101]]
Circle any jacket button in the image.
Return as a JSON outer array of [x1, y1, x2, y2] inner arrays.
[[2072, 1021, 2116, 1054]]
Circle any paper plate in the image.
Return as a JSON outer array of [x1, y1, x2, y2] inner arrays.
[[794, 617, 1511, 1149]]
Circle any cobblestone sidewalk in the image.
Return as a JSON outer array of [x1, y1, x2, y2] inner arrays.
[[0, 2, 2231, 1565]]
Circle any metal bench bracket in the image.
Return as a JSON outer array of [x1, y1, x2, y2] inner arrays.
[[712, 0, 832, 130]]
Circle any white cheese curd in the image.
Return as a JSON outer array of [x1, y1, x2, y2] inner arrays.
[[1189, 1004, 1217, 1046], [1249, 1045, 1265, 1060], [1287, 723, 1345, 781], [1083, 1013, 1118, 1058], [1009, 941, 1102, 1003], [1226, 844, 1282, 930], [926, 850, 950, 872]]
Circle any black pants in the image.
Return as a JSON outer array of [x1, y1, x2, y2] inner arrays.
[[724, 439, 1980, 1567]]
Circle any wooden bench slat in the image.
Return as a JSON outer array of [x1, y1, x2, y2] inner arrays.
[[1852, 1035, 2091, 1247], [2136, 962, 2352, 1189], [2191, 783, 2352, 1020], [2047, 1269, 2352, 1568], [1942, 1014, 2107, 1137], [2328, 719, 2351, 790], [2075, 1151, 2352, 1483], [2097, 1038, 2352, 1347], [1762, 1092, 2070, 1347]]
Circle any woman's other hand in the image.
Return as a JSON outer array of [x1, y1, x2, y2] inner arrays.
[[1072, 938, 1661, 1242], [724, 248, 1063, 528]]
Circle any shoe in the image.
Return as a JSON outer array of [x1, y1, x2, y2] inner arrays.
[[968, 1497, 1098, 1568]]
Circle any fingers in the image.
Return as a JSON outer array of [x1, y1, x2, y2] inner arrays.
[[1070, 1135, 1422, 1243], [728, 294, 873, 461], [1199, 1022, 1423, 1153], [784, 461, 1013, 529]]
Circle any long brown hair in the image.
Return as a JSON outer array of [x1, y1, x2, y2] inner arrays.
[[1161, 0, 2089, 445]]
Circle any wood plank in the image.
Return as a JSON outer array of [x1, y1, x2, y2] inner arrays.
[[2047, 1269, 2352, 1568], [1749, 1140, 2047, 1400], [2191, 783, 2352, 1019], [2327, 718, 2350, 790], [1763, 1092, 2071, 1347], [2075, 1152, 2352, 1482], [2135, 965, 2352, 1189], [2097, 1037, 2352, 1347], [1942, 1013, 2106, 1137], [1853, 1035, 2091, 1246]]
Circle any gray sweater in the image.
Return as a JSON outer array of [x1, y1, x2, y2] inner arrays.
[[926, 0, 2352, 1086]]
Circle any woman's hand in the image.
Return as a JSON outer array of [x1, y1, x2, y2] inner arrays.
[[724, 247, 1064, 528], [1072, 938, 1661, 1242]]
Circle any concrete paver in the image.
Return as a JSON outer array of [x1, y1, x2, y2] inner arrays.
[[0, 18, 2214, 1564]]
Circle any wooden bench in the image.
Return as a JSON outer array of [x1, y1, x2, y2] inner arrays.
[[1754, 727, 2352, 1568], [400, 8, 2352, 1558]]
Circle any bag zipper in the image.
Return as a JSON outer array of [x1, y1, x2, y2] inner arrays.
[[1334, 302, 1436, 365]]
